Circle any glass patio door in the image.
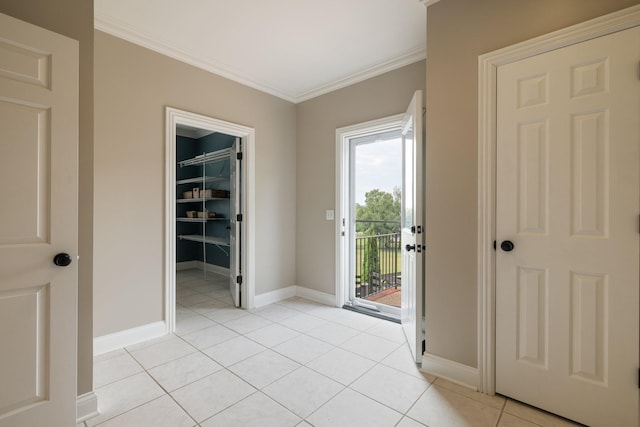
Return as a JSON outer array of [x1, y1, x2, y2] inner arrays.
[[347, 128, 403, 319]]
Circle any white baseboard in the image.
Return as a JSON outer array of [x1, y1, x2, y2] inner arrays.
[[421, 352, 479, 390], [253, 285, 336, 308], [94, 321, 167, 356], [177, 261, 230, 276], [254, 285, 296, 308], [76, 391, 99, 423], [295, 286, 337, 306], [176, 261, 199, 271]]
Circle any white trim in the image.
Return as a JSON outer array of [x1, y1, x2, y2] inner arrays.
[[254, 286, 297, 308], [335, 114, 405, 308], [176, 261, 230, 276], [477, 4, 640, 395], [76, 391, 99, 423], [335, 130, 348, 308], [93, 321, 166, 356], [176, 260, 199, 271], [295, 286, 337, 307], [95, 14, 295, 102], [295, 49, 425, 102], [419, 0, 441, 6], [421, 353, 479, 390], [255, 285, 337, 308], [94, 14, 424, 104], [166, 107, 257, 335]]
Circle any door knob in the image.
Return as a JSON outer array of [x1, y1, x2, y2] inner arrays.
[[53, 253, 72, 267], [405, 244, 416, 252], [500, 241, 515, 252]]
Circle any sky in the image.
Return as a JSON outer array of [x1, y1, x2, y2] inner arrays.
[[354, 137, 402, 205]]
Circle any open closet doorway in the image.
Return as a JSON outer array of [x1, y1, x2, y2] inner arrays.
[[165, 107, 256, 333]]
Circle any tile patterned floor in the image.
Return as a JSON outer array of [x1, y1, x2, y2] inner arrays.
[[80, 269, 581, 427]]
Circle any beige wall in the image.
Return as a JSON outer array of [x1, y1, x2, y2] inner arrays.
[[295, 60, 426, 294], [0, 0, 95, 395], [425, 0, 639, 368], [93, 31, 297, 336]]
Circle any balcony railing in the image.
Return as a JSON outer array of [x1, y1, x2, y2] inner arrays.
[[354, 220, 401, 301]]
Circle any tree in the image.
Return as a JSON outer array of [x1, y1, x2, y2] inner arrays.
[[362, 234, 380, 288], [356, 187, 401, 235]]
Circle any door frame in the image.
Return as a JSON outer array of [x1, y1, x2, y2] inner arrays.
[[477, 5, 640, 395], [165, 107, 256, 333], [335, 114, 405, 308]]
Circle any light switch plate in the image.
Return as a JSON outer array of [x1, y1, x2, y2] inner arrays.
[[325, 210, 334, 220]]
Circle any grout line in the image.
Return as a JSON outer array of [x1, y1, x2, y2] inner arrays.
[[91, 391, 164, 426], [499, 395, 508, 426], [124, 324, 241, 426]]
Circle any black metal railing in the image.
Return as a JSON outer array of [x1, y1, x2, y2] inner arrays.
[[354, 220, 401, 300]]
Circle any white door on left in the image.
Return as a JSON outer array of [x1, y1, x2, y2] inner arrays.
[[0, 12, 79, 427]]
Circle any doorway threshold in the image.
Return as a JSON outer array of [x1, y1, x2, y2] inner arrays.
[[342, 303, 400, 324]]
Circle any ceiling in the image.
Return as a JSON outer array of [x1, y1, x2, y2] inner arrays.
[[94, 0, 428, 103]]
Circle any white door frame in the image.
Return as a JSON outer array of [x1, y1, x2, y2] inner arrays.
[[477, 4, 640, 395], [335, 114, 405, 308], [165, 107, 256, 332]]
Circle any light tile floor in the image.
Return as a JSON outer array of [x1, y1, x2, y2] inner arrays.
[[81, 269, 581, 427]]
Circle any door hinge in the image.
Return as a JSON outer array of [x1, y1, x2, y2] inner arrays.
[[416, 225, 422, 234], [493, 240, 497, 251], [236, 275, 243, 284], [237, 214, 243, 222], [237, 152, 243, 160], [422, 339, 426, 354]]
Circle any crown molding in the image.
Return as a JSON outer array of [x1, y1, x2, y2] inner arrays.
[[94, 12, 298, 102], [419, 0, 442, 6], [95, 12, 426, 104], [295, 47, 426, 103]]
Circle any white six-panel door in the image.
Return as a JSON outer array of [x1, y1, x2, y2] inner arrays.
[[0, 12, 79, 427], [496, 26, 640, 426]]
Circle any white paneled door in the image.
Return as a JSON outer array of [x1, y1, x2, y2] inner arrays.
[[496, 26, 640, 427], [0, 13, 79, 427], [401, 91, 424, 363]]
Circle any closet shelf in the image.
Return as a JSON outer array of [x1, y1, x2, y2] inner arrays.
[[177, 217, 227, 223], [178, 235, 230, 246], [177, 197, 228, 203], [177, 176, 228, 185], [179, 148, 232, 167]]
